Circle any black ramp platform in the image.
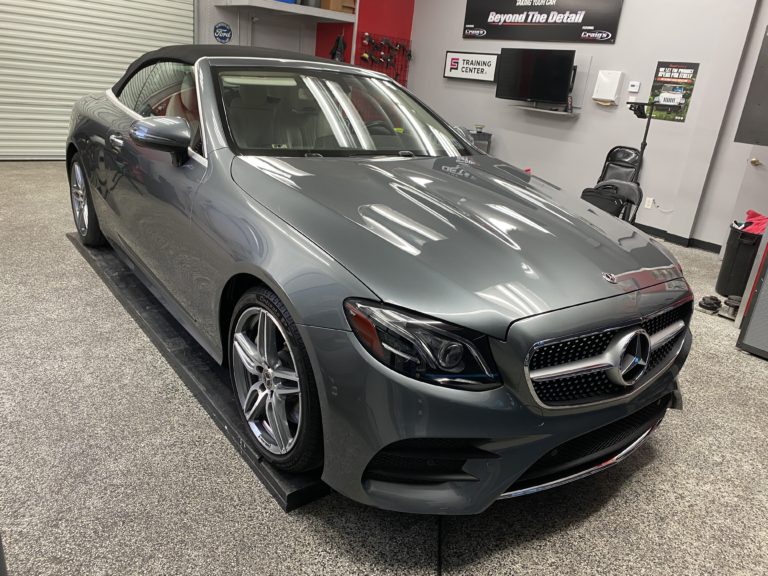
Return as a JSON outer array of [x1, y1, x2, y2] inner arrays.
[[0, 533, 7, 576], [67, 234, 329, 511]]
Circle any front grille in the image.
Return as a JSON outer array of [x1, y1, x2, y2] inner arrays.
[[533, 371, 628, 405], [641, 303, 690, 336], [363, 439, 496, 485], [528, 302, 691, 407], [510, 394, 671, 490], [529, 331, 616, 371]]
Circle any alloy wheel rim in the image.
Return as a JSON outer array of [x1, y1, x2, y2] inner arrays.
[[232, 306, 302, 455], [70, 163, 89, 235]]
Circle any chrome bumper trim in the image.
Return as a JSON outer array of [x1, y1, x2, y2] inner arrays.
[[498, 422, 659, 500]]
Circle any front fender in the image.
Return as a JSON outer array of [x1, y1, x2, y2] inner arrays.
[[190, 149, 378, 363]]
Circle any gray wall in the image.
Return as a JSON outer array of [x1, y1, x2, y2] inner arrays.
[[693, 0, 768, 246], [408, 0, 758, 242]]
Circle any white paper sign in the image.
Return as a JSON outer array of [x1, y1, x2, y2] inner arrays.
[[444, 52, 498, 82]]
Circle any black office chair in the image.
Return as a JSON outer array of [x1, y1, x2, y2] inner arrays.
[[582, 146, 644, 224], [598, 146, 642, 183]]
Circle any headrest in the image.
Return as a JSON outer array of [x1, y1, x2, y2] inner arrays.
[[180, 73, 198, 112], [288, 86, 318, 113], [237, 84, 270, 106], [606, 147, 641, 166]]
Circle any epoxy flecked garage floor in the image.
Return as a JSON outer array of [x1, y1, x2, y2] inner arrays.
[[1, 162, 766, 576]]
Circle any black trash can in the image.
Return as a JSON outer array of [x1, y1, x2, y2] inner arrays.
[[716, 227, 762, 297]]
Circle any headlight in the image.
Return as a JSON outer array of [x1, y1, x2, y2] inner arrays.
[[344, 299, 501, 390]]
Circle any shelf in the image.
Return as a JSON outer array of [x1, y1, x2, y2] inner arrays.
[[215, 0, 356, 23], [515, 105, 581, 117]]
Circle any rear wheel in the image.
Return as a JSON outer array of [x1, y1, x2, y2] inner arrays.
[[228, 287, 323, 472], [69, 154, 104, 247]]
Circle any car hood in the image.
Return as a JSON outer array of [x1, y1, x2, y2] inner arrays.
[[231, 154, 682, 339]]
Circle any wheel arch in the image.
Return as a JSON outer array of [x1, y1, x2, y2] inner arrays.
[[66, 142, 78, 175], [218, 272, 269, 366]]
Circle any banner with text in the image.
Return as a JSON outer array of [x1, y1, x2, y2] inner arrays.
[[444, 52, 498, 82], [463, 0, 624, 43]]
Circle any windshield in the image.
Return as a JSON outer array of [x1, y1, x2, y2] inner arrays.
[[214, 67, 470, 158]]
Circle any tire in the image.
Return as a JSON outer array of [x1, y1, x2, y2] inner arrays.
[[69, 153, 105, 247], [228, 287, 323, 472]]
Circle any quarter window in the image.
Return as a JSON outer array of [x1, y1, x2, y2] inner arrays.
[[134, 62, 193, 118], [116, 64, 154, 110]]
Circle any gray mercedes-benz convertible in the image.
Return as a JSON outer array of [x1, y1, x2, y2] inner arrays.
[[67, 45, 693, 515]]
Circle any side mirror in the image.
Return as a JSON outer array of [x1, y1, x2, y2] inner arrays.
[[453, 125, 474, 142], [129, 117, 191, 167]]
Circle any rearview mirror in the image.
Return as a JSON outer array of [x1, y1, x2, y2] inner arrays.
[[129, 117, 191, 167]]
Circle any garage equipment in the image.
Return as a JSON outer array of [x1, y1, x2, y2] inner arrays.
[[470, 130, 492, 154], [68, 234, 330, 511], [357, 32, 411, 85], [737, 232, 768, 360], [717, 226, 762, 297]]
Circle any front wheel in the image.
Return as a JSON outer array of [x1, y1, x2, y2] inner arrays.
[[69, 154, 104, 247], [228, 287, 323, 472]]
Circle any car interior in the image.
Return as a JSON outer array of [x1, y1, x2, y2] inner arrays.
[[219, 72, 458, 155]]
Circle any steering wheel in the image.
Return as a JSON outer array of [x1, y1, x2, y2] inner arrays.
[[365, 120, 397, 136]]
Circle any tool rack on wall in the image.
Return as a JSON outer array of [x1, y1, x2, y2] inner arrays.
[[357, 32, 412, 86]]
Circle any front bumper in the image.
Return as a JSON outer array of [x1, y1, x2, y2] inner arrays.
[[302, 283, 692, 515]]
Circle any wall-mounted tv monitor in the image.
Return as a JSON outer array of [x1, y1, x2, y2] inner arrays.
[[495, 48, 576, 104]]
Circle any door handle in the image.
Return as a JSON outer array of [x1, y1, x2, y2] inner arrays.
[[750, 157, 763, 167], [109, 134, 124, 150]]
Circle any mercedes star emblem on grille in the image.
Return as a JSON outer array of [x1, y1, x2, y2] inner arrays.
[[607, 330, 652, 387]]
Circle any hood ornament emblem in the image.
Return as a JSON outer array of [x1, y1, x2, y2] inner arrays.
[[602, 272, 618, 284]]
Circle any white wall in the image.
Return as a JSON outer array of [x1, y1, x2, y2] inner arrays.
[[196, 2, 320, 55], [196, 4, 246, 44], [693, 0, 768, 246], [408, 0, 758, 243]]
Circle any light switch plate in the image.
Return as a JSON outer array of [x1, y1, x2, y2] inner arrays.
[[628, 81, 641, 93]]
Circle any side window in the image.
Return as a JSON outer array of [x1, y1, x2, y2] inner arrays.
[[117, 64, 155, 110], [134, 61, 202, 155]]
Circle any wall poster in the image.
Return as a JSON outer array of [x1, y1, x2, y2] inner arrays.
[[462, 0, 624, 43], [444, 52, 498, 82], [650, 62, 700, 123]]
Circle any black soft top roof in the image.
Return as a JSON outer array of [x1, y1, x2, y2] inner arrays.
[[112, 44, 335, 94]]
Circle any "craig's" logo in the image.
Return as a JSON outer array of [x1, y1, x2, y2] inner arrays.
[[464, 27, 487, 38], [581, 30, 612, 41]]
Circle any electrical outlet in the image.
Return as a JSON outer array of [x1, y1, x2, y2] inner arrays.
[[645, 197, 655, 209]]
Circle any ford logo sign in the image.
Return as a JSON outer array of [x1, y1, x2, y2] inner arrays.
[[214, 22, 233, 44], [464, 28, 487, 38], [581, 30, 612, 41]]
